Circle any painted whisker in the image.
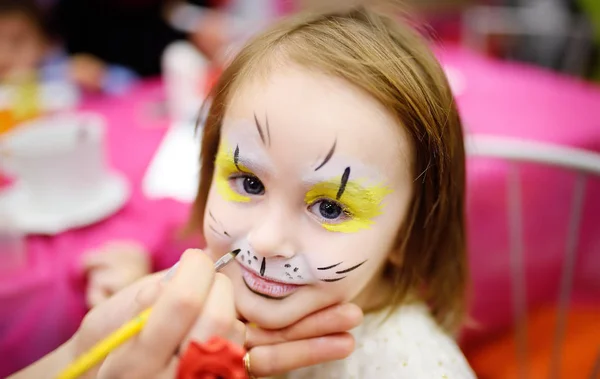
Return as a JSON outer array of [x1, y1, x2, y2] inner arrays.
[[317, 262, 343, 270], [320, 277, 346, 283], [335, 260, 366, 274], [318, 260, 367, 282], [208, 224, 220, 235], [207, 210, 232, 238]]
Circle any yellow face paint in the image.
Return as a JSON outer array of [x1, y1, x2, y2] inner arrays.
[[305, 177, 392, 233], [214, 141, 252, 203]]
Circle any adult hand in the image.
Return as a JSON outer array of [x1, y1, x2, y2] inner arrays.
[[244, 302, 362, 377], [69, 249, 361, 378]]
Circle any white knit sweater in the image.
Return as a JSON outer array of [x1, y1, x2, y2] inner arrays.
[[281, 304, 475, 379]]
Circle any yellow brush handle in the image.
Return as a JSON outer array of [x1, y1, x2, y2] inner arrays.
[[56, 308, 152, 379]]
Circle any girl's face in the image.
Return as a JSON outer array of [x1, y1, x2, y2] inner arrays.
[[204, 65, 414, 329], [0, 13, 45, 80]]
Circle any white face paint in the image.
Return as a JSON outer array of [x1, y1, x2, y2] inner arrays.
[[203, 64, 414, 330], [234, 237, 317, 287]]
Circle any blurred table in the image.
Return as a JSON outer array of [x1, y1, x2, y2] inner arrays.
[[1, 46, 600, 376], [0, 80, 194, 377]]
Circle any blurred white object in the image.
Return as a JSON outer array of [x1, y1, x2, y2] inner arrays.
[[142, 120, 201, 203], [162, 41, 208, 123], [0, 80, 79, 115], [0, 113, 129, 235], [38, 81, 80, 112]]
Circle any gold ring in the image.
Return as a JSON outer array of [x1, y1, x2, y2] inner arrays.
[[243, 352, 256, 379]]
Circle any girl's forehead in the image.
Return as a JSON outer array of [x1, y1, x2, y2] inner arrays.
[[222, 65, 412, 182]]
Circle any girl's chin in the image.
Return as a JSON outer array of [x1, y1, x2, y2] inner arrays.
[[235, 290, 311, 330]]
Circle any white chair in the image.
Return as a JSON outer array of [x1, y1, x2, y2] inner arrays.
[[465, 134, 600, 379]]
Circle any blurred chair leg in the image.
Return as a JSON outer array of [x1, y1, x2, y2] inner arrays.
[[508, 164, 528, 379], [549, 173, 587, 379]]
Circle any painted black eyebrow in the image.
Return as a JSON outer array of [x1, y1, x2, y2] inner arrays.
[[314, 139, 337, 171], [336, 167, 351, 200], [234, 145, 241, 171], [265, 115, 271, 146], [335, 260, 367, 274], [209, 211, 217, 222], [317, 261, 343, 270], [254, 113, 266, 145]]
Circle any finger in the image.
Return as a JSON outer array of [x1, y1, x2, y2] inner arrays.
[[86, 283, 109, 309], [135, 249, 215, 368], [79, 274, 166, 379], [81, 250, 108, 270], [134, 279, 163, 309], [86, 268, 129, 302], [246, 303, 363, 348], [80, 272, 164, 339], [181, 273, 235, 347], [230, 320, 246, 347], [85, 270, 113, 308], [156, 356, 179, 379], [248, 333, 355, 377]]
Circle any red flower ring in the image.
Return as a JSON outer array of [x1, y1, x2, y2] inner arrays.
[[177, 336, 248, 379]]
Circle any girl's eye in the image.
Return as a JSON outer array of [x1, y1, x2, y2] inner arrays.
[[231, 175, 265, 196], [308, 199, 349, 223]]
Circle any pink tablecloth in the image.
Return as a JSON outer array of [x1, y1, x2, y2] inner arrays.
[[1, 47, 600, 376], [0, 81, 196, 377]]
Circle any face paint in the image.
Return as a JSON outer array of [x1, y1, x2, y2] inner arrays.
[[317, 259, 368, 282], [207, 210, 232, 239], [254, 113, 271, 147], [231, 238, 369, 287], [233, 238, 316, 286], [304, 173, 392, 233], [204, 66, 413, 330], [214, 140, 254, 203]]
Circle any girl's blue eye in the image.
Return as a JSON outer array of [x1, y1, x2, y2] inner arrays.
[[231, 175, 265, 196], [308, 199, 349, 223], [243, 176, 265, 195], [318, 200, 342, 219]]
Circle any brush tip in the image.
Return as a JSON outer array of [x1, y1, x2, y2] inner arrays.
[[231, 249, 241, 257]]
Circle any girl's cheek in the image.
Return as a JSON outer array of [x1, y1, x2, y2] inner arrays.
[[204, 230, 231, 260]]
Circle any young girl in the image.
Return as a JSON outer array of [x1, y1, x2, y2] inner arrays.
[[188, 4, 474, 378]]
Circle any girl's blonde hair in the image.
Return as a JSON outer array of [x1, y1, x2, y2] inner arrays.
[[189, 6, 467, 332]]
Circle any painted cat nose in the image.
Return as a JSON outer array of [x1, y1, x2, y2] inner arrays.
[[247, 230, 295, 259]]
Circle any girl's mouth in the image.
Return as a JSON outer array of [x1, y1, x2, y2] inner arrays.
[[240, 265, 304, 299]]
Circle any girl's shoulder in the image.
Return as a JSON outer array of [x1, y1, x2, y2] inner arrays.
[[285, 303, 476, 379]]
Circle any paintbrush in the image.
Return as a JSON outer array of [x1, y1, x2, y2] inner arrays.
[[56, 249, 241, 379]]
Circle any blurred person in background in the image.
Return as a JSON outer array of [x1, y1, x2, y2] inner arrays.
[[51, 0, 239, 80], [0, 0, 137, 94]]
